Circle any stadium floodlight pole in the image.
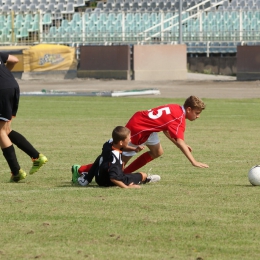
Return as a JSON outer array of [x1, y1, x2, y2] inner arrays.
[[179, 0, 183, 44]]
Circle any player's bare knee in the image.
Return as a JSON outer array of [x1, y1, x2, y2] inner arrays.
[[150, 149, 163, 159]]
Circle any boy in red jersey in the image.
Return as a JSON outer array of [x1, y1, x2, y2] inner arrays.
[[122, 96, 209, 173]]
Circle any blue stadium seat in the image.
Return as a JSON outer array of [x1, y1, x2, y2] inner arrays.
[[16, 27, 29, 39], [0, 27, 11, 42], [42, 12, 52, 25], [28, 20, 40, 32]]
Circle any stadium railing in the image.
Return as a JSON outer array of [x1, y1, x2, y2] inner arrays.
[[0, 5, 260, 55]]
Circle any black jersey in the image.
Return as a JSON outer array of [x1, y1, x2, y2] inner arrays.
[[86, 139, 142, 187], [0, 52, 19, 89], [96, 139, 125, 186]]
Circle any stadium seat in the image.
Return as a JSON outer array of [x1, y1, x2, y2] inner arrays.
[[44, 26, 57, 42], [28, 20, 40, 32], [96, 2, 104, 9], [158, 1, 164, 9], [32, 0, 40, 6], [104, 2, 112, 10], [65, 3, 74, 13], [40, 0, 48, 5], [113, 3, 121, 10], [123, 2, 130, 10], [28, 4, 37, 12], [0, 27, 10, 42], [14, 0, 22, 6], [5, 0, 12, 6], [2, 5, 10, 12], [106, 0, 115, 5], [141, 2, 148, 9], [75, 0, 85, 7], [56, 3, 65, 12], [11, 5, 20, 12], [16, 27, 29, 39], [59, 0, 66, 5], [53, 10, 62, 20], [115, 0, 124, 6], [61, 19, 69, 28], [42, 12, 52, 25], [45, 3, 55, 13], [38, 3, 47, 12]]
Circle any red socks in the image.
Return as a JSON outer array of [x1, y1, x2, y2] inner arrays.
[[124, 152, 153, 173], [78, 164, 93, 174]]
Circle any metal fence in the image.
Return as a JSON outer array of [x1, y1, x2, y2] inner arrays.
[[1, 9, 260, 54]]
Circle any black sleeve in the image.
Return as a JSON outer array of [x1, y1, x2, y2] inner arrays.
[[0, 52, 9, 63]]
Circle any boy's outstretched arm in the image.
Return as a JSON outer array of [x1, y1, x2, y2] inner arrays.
[[110, 179, 141, 188], [163, 131, 209, 168], [123, 145, 145, 153], [176, 139, 209, 168]]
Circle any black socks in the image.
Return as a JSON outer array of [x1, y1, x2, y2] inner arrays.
[[2, 145, 20, 175], [8, 130, 39, 159]]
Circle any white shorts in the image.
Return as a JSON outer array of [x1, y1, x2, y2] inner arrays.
[[122, 132, 160, 157]]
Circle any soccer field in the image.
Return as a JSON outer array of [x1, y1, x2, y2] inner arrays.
[[1, 96, 260, 260]]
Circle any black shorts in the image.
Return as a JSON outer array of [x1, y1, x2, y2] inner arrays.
[[123, 173, 143, 185], [0, 88, 20, 121]]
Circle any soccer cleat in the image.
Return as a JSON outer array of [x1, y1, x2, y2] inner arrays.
[[29, 154, 48, 175], [78, 173, 89, 187], [146, 174, 161, 183], [71, 164, 81, 184], [10, 169, 27, 182]]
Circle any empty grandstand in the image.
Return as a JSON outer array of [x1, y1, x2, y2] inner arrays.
[[0, 0, 260, 55]]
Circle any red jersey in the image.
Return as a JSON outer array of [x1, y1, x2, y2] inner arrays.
[[125, 104, 186, 145]]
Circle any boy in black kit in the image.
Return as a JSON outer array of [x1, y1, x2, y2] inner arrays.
[[0, 53, 48, 182], [72, 126, 160, 188]]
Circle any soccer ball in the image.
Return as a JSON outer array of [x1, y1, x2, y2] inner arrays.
[[248, 165, 260, 186], [78, 174, 89, 187]]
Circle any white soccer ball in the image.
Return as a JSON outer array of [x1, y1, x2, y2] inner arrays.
[[248, 165, 260, 186], [78, 175, 89, 187]]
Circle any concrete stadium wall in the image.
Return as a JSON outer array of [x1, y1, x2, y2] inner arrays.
[[187, 56, 236, 76], [237, 46, 260, 81], [133, 45, 187, 81], [77, 45, 131, 80]]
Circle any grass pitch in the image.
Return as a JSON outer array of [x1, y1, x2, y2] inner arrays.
[[0, 96, 260, 260]]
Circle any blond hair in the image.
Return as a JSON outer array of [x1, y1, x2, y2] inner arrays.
[[183, 96, 205, 110]]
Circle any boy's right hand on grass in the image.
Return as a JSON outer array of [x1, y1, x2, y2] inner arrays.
[[128, 183, 141, 188]]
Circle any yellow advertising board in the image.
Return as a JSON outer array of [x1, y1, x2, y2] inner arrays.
[[23, 44, 77, 72]]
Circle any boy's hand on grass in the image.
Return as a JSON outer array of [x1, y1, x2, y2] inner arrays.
[[192, 161, 209, 168], [128, 183, 141, 188]]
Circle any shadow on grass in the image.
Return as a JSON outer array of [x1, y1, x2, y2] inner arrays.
[[235, 184, 259, 187], [57, 182, 110, 188]]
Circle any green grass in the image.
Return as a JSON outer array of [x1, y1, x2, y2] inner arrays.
[[1, 96, 260, 260]]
